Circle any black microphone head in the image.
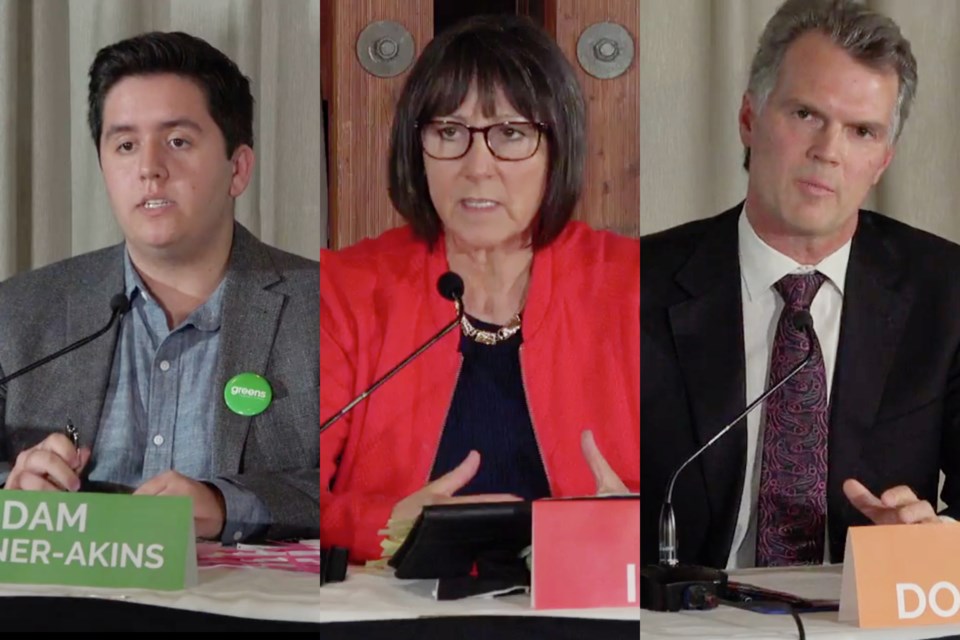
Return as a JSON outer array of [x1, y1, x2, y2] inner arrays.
[[792, 310, 814, 333], [110, 292, 132, 315], [437, 272, 465, 302]]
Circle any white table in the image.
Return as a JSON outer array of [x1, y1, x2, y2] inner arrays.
[[641, 565, 960, 640], [0, 563, 639, 626]]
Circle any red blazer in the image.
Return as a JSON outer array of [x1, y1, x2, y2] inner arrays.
[[320, 221, 639, 562]]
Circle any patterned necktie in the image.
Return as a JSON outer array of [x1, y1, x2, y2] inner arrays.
[[756, 271, 829, 567]]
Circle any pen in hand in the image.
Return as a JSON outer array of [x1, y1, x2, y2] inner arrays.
[[64, 420, 85, 485], [63, 422, 127, 493], [65, 420, 79, 451]]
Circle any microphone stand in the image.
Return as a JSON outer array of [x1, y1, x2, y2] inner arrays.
[[641, 312, 816, 611], [319, 273, 465, 585]]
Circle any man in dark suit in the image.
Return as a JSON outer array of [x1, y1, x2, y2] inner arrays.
[[0, 32, 318, 544], [642, 0, 960, 569]]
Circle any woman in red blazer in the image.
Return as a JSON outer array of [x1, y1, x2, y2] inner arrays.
[[321, 14, 639, 563]]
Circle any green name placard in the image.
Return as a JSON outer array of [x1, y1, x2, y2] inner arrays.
[[0, 491, 196, 590]]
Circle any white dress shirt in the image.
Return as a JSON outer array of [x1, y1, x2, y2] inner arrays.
[[726, 208, 850, 569]]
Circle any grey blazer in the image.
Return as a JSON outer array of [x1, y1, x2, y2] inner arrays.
[[0, 223, 319, 541]]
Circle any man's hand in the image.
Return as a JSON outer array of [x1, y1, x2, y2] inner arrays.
[[6, 434, 91, 492], [135, 471, 227, 539], [843, 478, 940, 525], [390, 450, 522, 523], [581, 430, 628, 495]]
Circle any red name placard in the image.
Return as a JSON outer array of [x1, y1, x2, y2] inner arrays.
[[531, 497, 639, 610]]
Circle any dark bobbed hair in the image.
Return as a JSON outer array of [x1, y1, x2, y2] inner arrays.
[[388, 15, 586, 249]]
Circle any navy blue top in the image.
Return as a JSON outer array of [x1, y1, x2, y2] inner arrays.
[[429, 315, 551, 500]]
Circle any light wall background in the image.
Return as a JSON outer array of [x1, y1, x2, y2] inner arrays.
[[640, 0, 960, 240], [0, 0, 323, 281]]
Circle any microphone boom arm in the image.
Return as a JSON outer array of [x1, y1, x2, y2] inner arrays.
[[0, 293, 132, 387], [319, 298, 464, 435], [659, 311, 817, 566]]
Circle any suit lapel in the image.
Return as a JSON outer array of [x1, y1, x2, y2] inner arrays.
[[64, 247, 125, 448], [828, 213, 912, 557], [668, 207, 747, 564], [211, 225, 284, 474]]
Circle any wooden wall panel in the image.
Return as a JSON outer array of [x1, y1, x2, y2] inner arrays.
[[545, 0, 640, 238], [321, 0, 331, 103], [321, 1, 433, 249]]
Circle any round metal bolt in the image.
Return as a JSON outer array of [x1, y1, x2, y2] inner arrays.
[[374, 38, 398, 60], [594, 39, 619, 62]]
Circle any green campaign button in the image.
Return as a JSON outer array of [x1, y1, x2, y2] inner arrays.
[[224, 373, 272, 416]]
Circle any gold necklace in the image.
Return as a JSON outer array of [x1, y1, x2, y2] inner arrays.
[[460, 313, 522, 345]]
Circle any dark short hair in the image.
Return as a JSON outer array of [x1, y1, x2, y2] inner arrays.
[[388, 15, 586, 249], [88, 31, 254, 159]]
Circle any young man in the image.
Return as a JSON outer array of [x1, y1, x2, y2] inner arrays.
[[642, 0, 960, 569], [0, 32, 319, 544]]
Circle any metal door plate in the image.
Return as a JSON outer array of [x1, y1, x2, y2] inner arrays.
[[357, 20, 415, 78], [576, 22, 634, 79]]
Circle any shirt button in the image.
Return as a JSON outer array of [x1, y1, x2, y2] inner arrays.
[[233, 531, 243, 542], [153, 434, 164, 446], [159, 360, 170, 372]]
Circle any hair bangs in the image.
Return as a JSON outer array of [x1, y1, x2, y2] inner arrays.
[[418, 33, 544, 124]]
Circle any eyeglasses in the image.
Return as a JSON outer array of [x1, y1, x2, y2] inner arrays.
[[418, 119, 548, 161]]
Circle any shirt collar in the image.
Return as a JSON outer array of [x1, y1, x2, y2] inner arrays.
[[122, 248, 225, 332], [738, 205, 851, 303]]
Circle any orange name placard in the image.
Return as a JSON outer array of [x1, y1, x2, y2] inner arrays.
[[839, 523, 960, 628], [531, 497, 639, 610]]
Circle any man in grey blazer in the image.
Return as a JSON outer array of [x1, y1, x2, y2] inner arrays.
[[0, 32, 318, 544]]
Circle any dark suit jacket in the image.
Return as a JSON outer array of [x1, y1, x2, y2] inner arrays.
[[641, 203, 960, 568], [0, 223, 319, 541]]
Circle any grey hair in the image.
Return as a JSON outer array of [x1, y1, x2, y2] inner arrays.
[[743, 0, 917, 170]]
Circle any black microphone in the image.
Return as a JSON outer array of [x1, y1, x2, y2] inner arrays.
[[641, 310, 817, 611], [319, 272, 465, 435], [0, 292, 134, 387]]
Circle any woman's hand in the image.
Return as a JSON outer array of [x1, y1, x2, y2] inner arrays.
[[390, 450, 522, 522], [581, 430, 629, 495]]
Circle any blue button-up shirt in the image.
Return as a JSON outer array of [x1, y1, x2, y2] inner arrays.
[[86, 250, 271, 543]]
